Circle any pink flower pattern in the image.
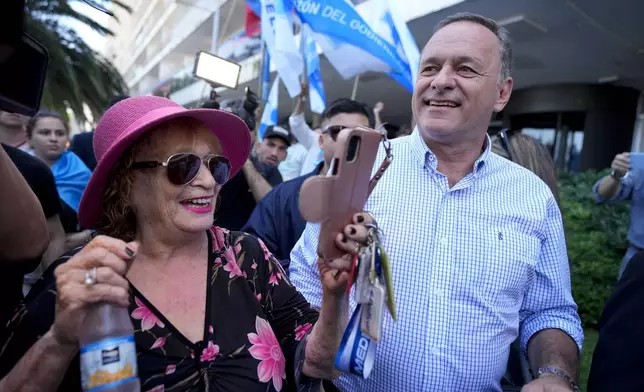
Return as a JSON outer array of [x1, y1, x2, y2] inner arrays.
[[224, 258, 244, 278], [257, 238, 272, 260], [200, 341, 220, 362], [151, 337, 166, 350], [30, 226, 317, 391], [247, 316, 286, 391], [131, 297, 165, 331], [165, 364, 176, 375], [294, 323, 313, 341]]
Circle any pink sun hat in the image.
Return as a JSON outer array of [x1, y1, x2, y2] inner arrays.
[[78, 95, 251, 229]]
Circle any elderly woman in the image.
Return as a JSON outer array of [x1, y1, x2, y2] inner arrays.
[[0, 96, 370, 392]]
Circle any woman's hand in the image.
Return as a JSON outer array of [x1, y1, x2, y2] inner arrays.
[[50, 235, 138, 347], [318, 212, 374, 295]]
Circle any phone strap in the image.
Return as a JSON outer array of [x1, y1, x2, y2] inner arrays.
[[367, 130, 393, 197]]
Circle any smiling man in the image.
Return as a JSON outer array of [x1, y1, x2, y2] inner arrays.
[[289, 12, 583, 392]]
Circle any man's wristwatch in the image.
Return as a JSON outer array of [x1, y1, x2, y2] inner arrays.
[[610, 169, 628, 180], [537, 367, 581, 392]]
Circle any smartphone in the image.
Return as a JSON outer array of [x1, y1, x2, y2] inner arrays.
[[0, 34, 48, 116], [299, 126, 382, 261], [193, 51, 242, 90], [630, 152, 644, 170]]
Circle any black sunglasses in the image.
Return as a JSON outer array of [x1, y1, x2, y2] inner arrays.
[[322, 125, 348, 141], [131, 153, 231, 186], [497, 129, 514, 162]]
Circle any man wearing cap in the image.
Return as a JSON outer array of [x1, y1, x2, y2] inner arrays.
[[215, 125, 290, 231]]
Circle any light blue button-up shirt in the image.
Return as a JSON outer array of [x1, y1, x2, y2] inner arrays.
[[290, 130, 583, 392], [593, 169, 644, 248]]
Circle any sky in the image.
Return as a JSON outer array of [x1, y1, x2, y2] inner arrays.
[[61, 1, 112, 53]]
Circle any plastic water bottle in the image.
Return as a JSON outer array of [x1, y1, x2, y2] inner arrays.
[[79, 303, 140, 392]]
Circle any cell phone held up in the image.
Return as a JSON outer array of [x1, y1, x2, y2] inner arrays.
[[299, 126, 382, 261]]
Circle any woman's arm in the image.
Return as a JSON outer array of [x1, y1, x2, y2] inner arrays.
[[0, 145, 49, 261], [0, 330, 77, 392]]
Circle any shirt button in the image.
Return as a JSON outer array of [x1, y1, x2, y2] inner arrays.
[[440, 237, 448, 246]]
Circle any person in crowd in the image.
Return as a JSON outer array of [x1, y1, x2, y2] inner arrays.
[[290, 83, 325, 177], [492, 129, 560, 202], [278, 132, 308, 182], [216, 125, 289, 231], [243, 99, 374, 265], [0, 96, 371, 391], [0, 144, 61, 324], [27, 111, 93, 251], [587, 250, 644, 392], [290, 12, 583, 392], [0, 110, 30, 151], [70, 95, 130, 171], [593, 152, 642, 278], [373, 101, 384, 130]]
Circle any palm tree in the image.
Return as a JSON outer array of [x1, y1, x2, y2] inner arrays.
[[25, 0, 131, 124]]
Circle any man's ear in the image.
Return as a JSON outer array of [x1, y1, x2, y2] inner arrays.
[[319, 134, 324, 149], [494, 77, 513, 113]]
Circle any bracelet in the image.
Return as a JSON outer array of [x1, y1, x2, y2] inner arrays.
[[537, 367, 581, 392]]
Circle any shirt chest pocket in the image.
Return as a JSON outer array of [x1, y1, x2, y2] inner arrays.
[[476, 228, 541, 309]]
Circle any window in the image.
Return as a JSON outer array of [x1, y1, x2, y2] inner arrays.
[[509, 112, 586, 172]]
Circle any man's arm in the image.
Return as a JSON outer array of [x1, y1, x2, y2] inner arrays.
[[520, 197, 583, 384], [527, 329, 580, 380], [42, 215, 66, 268], [0, 329, 77, 392], [594, 152, 632, 202], [289, 84, 318, 150], [0, 145, 48, 261], [243, 160, 274, 202], [289, 222, 325, 307]]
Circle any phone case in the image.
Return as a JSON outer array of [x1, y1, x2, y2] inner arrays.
[[299, 126, 382, 261]]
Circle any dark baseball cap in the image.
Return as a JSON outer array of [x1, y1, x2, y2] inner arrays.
[[263, 125, 291, 146]]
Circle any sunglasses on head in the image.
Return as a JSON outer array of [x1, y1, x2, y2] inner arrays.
[[322, 125, 349, 141], [131, 153, 231, 186]]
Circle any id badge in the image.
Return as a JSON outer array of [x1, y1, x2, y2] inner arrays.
[[360, 280, 385, 342]]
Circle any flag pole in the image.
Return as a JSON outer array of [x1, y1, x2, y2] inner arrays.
[[351, 74, 361, 100]]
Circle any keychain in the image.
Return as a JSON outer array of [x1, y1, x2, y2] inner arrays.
[[334, 128, 396, 379]]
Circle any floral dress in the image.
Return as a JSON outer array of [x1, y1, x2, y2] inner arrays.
[[0, 227, 321, 392]]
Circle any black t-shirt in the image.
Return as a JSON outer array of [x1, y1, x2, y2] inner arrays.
[[3, 144, 61, 219], [215, 157, 283, 231], [1, 144, 61, 327]]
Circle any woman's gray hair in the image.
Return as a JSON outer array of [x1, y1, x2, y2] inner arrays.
[[435, 12, 513, 81]]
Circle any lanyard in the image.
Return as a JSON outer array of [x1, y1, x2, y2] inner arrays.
[[367, 130, 393, 197]]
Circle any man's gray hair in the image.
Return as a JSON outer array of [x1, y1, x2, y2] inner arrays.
[[435, 12, 512, 81]]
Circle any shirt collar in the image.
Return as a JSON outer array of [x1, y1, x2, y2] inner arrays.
[[409, 127, 492, 174]]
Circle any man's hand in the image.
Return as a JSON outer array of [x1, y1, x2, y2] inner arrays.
[[521, 374, 573, 392], [611, 152, 630, 178], [300, 81, 309, 98], [374, 101, 384, 114]]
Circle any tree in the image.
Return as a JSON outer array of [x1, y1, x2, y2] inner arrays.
[[24, 0, 131, 124]]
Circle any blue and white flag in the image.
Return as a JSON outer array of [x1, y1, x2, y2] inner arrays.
[[261, 0, 302, 97], [302, 24, 326, 114], [293, 0, 416, 92], [369, 0, 421, 86], [259, 76, 280, 139]]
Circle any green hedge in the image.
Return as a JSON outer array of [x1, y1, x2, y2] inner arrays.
[[558, 170, 630, 328]]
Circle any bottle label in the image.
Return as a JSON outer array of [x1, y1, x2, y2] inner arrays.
[[80, 336, 138, 392]]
